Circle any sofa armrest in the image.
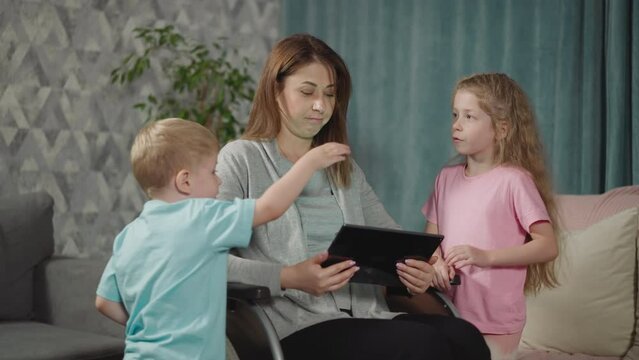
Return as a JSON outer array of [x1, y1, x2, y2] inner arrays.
[[33, 256, 124, 339]]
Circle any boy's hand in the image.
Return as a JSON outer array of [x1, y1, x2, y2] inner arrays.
[[95, 296, 128, 326], [302, 143, 350, 170]]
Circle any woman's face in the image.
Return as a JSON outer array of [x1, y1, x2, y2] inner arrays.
[[277, 62, 336, 140]]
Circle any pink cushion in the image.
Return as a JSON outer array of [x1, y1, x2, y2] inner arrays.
[[556, 186, 639, 231], [518, 349, 618, 360], [520, 186, 639, 359]]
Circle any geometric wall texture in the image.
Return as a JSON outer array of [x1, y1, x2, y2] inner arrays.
[[0, 0, 280, 258]]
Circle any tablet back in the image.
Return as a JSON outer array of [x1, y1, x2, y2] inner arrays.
[[324, 224, 444, 287]]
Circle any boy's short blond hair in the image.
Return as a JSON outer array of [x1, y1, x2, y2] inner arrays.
[[131, 118, 219, 197]]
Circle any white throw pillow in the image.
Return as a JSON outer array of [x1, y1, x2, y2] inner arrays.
[[521, 207, 638, 356]]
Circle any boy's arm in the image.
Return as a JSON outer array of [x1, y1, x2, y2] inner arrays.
[[252, 142, 350, 226], [95, 295, 129, 325]]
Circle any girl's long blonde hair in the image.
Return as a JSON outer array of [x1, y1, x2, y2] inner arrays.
[[455, 73, 559, 294]]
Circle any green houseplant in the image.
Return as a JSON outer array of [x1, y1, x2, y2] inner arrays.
[[111, 25, 255, 144]]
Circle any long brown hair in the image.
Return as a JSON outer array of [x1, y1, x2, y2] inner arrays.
[[455, 73, 559, 294], [243, 33, 353, 187]]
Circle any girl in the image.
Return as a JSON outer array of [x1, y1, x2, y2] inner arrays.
[[423, 73, 559, 360]]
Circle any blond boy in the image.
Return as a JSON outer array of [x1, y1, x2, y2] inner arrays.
[[95, 118, 349, 359]]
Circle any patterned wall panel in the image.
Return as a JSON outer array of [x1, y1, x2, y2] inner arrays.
[[0, 0, 280, 257]]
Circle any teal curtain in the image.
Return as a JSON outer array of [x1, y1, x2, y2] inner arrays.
[[282, 0, 638, 231]]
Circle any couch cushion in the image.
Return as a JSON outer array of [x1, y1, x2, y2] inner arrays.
[[521, 186, 639, 357], [33, 257, 125, 339], [0, 192, 54, 320], [0, 321, 123, 360], [556, 186, 639, 231], [517, 349, 618, 360]]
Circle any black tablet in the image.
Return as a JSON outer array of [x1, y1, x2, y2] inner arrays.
[[321, 224, 444, 287]]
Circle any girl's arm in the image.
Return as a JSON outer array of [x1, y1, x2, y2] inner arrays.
[[425, 222, 454, 290], [425, 222, 438, 234], [488, 221, 558, 266], [95, 296, 128, 325], [446, 221, 558, 268], [425, 222, 444, 264]]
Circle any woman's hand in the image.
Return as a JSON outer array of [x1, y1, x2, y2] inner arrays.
[[431, 256, 455, 291], [445, 245, 491, 269], [280, 251, 359, 296], [396, 257, 437, 295]]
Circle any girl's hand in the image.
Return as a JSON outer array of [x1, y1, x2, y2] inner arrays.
[[281, 251, 359, 296], [432, 256, 455, 291], [396, 257, 436, 295], [445, 245, 491, 269]]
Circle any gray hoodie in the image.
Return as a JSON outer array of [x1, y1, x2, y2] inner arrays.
[[217, 139, 401, 339]]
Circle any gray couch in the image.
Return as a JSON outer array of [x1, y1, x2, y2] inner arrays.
[[0, 192, 124, 360]]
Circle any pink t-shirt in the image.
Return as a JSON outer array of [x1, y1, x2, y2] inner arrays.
[[422, 164, 550, 334]]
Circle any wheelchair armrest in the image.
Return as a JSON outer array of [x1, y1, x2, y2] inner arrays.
[[386, 286, 460, 318], [226, 282, 283, 360], [227, 282, 271, 302]]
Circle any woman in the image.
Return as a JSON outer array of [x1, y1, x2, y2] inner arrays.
[[217, 33, 490, 359]]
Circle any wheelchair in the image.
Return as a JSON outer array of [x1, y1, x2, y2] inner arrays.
[[226, 282, 459, 360]]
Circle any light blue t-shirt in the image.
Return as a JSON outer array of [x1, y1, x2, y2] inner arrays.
[[97, 197, 255, 360]]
